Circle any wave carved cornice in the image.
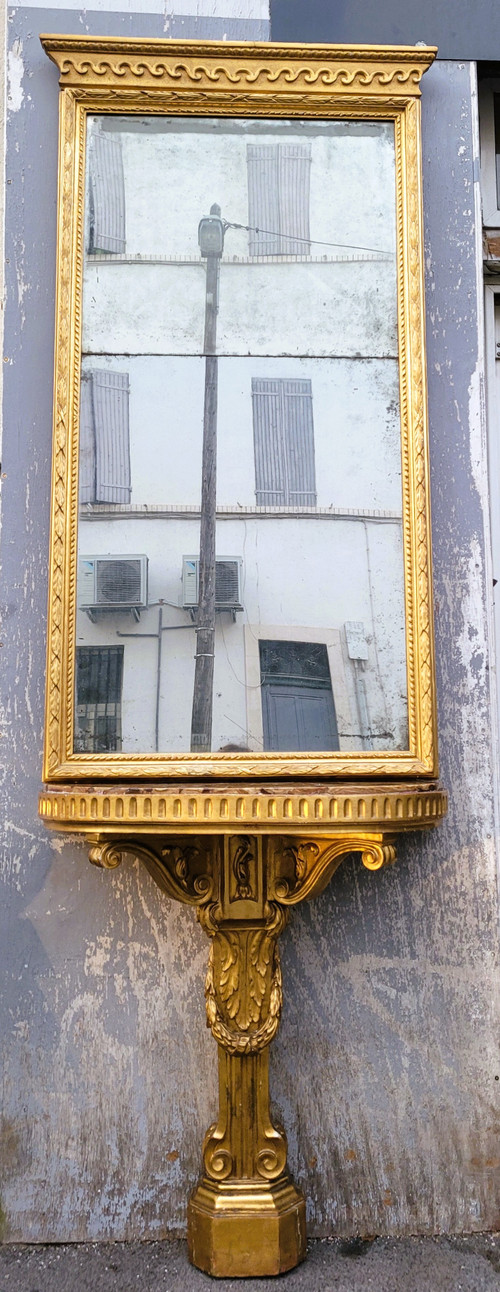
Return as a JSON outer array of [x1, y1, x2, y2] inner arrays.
[[41, 37, 436, 102]]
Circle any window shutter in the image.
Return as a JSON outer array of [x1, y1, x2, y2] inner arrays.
[[88, 129, 126, 254], [278, 144, 311, 255], [91, 371, 131, 503], [247, 145, 281, 256], [79, 373, 96, 503], [282, 378, 316, 504], [252, 377, 316, 506], [252, 378, 285, 504], [79, 371, 131, 503], [247, 142, 311, 256]]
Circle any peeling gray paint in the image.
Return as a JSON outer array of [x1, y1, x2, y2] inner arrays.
[[1, 19, 500, 1244], [7, 40, 24, 114]]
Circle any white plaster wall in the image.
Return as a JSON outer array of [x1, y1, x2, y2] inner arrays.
[[83, 259, 398, 359], [80, 353, 403, 512], [82, 119, 397, 358], [77, 511, 407, 750], [107, 119, 396, 262], [84, 258, 399, 359], [78, 337, 406, 750]]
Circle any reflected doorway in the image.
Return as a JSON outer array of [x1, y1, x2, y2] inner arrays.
[[259, 640, 339, 751]]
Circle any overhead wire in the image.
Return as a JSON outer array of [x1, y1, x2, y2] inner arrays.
[[222, 219, 393, 257]]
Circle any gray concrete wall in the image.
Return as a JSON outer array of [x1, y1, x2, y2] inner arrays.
[[271, 0, 500, 59], [1, 8, 499, 1240]]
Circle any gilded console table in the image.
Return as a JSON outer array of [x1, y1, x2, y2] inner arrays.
[[39, 35, 442, 1279], [40, 781, 446, 1276]]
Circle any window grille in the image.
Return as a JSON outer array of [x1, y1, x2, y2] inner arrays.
[[251, 377, 316, 506], [75, 646, 124, 753], [259, 640, 332, 686]]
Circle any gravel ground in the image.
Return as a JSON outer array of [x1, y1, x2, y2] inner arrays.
[[1, 1235, 500, 1292]]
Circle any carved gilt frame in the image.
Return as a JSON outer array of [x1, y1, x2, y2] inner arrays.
[[41, 37, 437, 781]]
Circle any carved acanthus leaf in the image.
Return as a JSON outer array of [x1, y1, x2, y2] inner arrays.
[[215, 929, 269, 1030], [203, 905, 288, 1055], [205, 939, 283, 1055]]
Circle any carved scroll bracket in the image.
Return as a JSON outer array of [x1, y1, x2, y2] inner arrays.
[[86, 829, 396, 1054], [269, 832, 397, 904], [88, 834, 215, 906]]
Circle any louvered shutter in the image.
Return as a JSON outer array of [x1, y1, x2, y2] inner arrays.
[[252, 377, 316, 506], [247, 145, 281, 256], [88, 129, 126, 254], [252, 378, 286, 504], [278, 144, 311, 255], [79, 373, 96, 503], [91, 371, 131, 503], [247, 142, 311, 256], [282, 379, 316, 504]]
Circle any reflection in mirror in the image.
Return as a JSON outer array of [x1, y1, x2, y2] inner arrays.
[[76, 115, 407, 755]]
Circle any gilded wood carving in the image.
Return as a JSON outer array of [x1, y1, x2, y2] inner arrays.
[[85, 826, 401, 1274], [40, 38, 443, 1279], [41, 37, 438, 782]]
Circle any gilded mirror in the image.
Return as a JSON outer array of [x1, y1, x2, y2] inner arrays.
[[41, 38, 437, 780]]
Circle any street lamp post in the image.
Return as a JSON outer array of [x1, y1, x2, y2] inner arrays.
[[190, 204, 225, 752]]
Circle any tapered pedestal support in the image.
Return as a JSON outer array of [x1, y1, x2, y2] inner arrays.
[[86, 828, 401, 1277], [188, 1048, 306, 1277], [53, 790, 446, 1279]]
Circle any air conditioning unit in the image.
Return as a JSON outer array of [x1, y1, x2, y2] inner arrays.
[[78, 555, 148, 610], [182, 556, 243, 610]]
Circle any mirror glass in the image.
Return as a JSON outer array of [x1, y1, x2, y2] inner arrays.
[[76, 114, 407, 755]]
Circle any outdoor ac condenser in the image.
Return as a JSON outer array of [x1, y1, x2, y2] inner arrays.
[[78, 555, 148, 609], [182, 557, 243, 611]]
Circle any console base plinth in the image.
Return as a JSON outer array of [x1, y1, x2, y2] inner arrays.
[[187, 1175, 306, 1278]]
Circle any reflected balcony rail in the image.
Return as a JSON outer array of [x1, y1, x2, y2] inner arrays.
[[78, 502, 404, 521], [85, 251, 394, 265]]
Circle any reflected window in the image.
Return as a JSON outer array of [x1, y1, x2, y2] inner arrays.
[[259, 640, 339, 751], [87, 127, 126, 254], [79, 370, 131, 504], [75, 646, 124, 752], [252, 377, 316, 506], [247, 143, 311, 256], [75, 112, 408, 756]]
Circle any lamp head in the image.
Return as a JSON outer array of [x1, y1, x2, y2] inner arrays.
[[198, 204, 224, 256]]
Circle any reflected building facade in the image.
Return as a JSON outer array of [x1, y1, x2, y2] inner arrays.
[[76, 116, 407, 755]]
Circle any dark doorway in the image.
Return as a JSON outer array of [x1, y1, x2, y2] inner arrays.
[[259, 640, 339, 751]]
